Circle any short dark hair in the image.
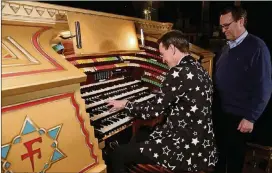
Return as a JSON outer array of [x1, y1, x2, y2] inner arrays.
[[220, 6, 247, 26], [157, 30, 190, 53]]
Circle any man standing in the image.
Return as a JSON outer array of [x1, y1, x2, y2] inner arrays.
[[213, 6, 272, 173], [107, 30, 218, 173]]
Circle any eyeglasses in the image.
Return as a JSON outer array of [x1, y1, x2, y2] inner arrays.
[[220, 21, 234, 30]]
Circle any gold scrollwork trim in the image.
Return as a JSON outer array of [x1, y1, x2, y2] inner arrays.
[[6, 36, 39, 64], [2, 0, 173, 33]]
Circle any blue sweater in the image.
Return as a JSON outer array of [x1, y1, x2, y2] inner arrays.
[[215, 34, 272, 122]]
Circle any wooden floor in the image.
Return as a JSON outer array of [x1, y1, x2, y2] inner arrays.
[[127, 164, 213, 173], [128, 164, 173, 173]]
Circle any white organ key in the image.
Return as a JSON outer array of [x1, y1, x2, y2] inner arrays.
[[98, 116, 132, 134], [134, 94, 156, 102], [91, 110, 119, 121], [86, 87, 149, 109], [90, 94, 156, 121], [82, 67, 96, 73], [82, 80, 140, 97]]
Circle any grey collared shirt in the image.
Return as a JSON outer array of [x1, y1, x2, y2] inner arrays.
[[227, 30, 248, 49]]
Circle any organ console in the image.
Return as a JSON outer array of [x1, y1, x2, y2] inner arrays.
[[1, 1, 215, 173]]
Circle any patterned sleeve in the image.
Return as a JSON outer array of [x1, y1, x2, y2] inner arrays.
[[125, 65, 198, 120]]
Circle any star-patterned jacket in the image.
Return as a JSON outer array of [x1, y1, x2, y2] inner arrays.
[[125, 55, 218, 172]]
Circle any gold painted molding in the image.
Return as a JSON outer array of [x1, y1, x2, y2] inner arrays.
[[2, 1, 173, 35]]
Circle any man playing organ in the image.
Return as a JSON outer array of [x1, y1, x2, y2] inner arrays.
[[107, 30, 218, 173]]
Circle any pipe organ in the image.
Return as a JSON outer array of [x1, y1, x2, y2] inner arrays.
[[62, 38, 169, 143], [1, 1, 214, 173]]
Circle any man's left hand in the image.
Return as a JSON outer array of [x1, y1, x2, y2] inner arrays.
[[237, 118, 254, 133]]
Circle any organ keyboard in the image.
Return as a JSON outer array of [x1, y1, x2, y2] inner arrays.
[[62, 38, 169, 144], [84, 76, 157, 140]]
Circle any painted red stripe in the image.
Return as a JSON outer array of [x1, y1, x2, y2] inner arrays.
[[137, 52, 161, 60], [32, 27, 64, 71], [95, 64, 115, 70], [2, 68, 60, 77], [4, 54, 12, 58], [79, 162, 98, 173], [140, 64, 164, 74], [70, 95, 98, 172], [2, 93, 71, 113]]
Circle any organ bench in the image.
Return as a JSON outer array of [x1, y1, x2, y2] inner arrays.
[[243, 143, 272, 173]]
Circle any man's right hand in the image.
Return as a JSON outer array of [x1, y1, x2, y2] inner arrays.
[[106, 99, 128, 112], [237, 118, 254, 133]]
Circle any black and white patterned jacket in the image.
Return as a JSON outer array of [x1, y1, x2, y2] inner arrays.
[[125, 55, 218, 172]]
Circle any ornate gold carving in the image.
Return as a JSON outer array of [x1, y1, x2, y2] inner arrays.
[[2, 1, 172, 34], [2, 2, 6, 10], [6, 36, 39, 64], [2, 42, 17, 60], [36, 7, 45, 16], [47, 9, 56, 17], [9, 3, 20, 14], [23, 5, 33, 15], [58, 10, 66, 19], [135, 21, 173, 39]]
